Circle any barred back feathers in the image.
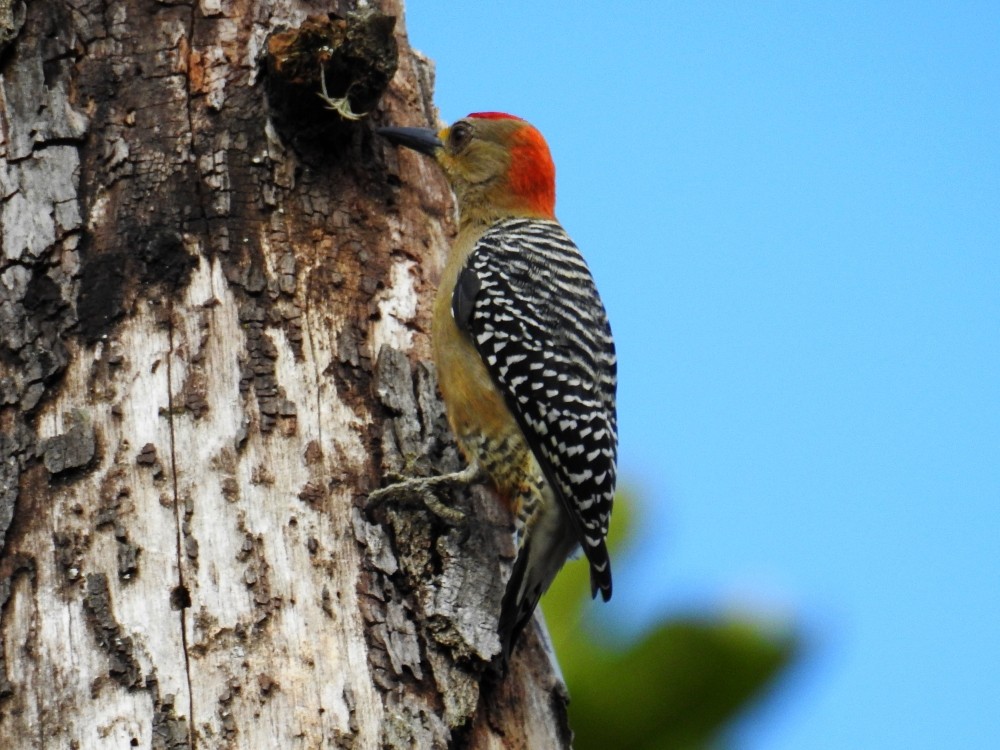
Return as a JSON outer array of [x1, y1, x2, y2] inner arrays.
[[453, 217, 618, 599]]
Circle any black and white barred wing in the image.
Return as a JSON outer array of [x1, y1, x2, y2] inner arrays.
[[453, 217, 618, 598]]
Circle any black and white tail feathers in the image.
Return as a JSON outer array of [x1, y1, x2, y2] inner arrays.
[[496, 501, 613, 671]]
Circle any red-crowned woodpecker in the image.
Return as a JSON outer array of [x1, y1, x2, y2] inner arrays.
[[376, 113, 617, 666]]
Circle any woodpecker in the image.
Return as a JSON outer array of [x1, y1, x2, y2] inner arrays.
[[375, 113, 617, 666]]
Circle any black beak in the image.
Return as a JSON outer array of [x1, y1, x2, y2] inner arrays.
[[376, 126, 443, 156]]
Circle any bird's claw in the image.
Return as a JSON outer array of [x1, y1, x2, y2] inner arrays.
[[366, 462, 485, 525]]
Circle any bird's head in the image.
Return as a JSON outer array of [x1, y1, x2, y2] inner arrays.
[[378, 112, 556, 226]]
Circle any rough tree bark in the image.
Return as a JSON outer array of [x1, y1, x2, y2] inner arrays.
[[0, 1, 572, 747]]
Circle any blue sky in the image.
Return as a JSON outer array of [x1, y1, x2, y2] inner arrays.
[[405, 3, 999, 747]]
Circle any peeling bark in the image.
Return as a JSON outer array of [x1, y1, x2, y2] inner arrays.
[[0, 0, 571, 747]]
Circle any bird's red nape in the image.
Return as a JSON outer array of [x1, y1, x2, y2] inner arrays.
[[508, 125, 556, 218]]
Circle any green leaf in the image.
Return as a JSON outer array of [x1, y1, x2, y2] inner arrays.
[[541, 490, 798, 749], [562, 617, 796, 750]]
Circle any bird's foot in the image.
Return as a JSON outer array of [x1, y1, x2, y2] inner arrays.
[[367, 461, 484, 525]]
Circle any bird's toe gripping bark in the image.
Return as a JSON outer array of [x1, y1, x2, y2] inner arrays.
[[366, 461, 484, 525]]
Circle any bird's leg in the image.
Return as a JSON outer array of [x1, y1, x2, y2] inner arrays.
[[317, 63, 365, 120], [367, 460, 485, 524]]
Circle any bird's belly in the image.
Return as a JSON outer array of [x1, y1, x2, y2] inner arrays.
[[433, 330, 539, 507]]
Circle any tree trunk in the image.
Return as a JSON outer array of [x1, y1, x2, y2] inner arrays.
[[0, 1, 571, 747]]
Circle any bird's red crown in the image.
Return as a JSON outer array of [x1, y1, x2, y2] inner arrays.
[[466, 112, 525, 122]]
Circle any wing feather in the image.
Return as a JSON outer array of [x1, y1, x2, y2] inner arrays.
[[453, 218, 618, 595]]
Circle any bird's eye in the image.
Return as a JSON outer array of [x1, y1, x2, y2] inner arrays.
[[448, 122, 472, 150]]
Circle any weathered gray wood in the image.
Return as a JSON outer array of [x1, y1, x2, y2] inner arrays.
[[0, 1, 572, 747]]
